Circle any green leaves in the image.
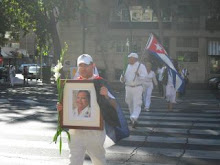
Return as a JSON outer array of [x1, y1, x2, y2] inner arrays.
[[53, 110, 71, 154], [59, 134, 62, 154], [52, 43, 70, 155]]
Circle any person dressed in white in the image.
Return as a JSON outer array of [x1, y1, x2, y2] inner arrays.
[[9, 65, 15, 87], [57, 54, 117, 165], [165, 68, 176, 110], [120, 53, 147, 128], [157, 65, 166, 97], [143, 62, 158, 111], [73, 90, 91, 118]]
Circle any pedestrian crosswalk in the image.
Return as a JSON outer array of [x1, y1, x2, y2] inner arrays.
[[0, 90, 220, 165], [105, 93, 220, 165]]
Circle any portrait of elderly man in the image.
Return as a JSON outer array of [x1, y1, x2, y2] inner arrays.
[[73, 90, 91, 118]]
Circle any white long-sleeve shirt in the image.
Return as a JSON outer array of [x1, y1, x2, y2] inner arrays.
[[144, 70, 158, 86], [124, 61, 147, 86]]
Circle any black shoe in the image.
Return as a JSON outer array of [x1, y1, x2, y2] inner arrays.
[[132, 121, 137, 128]]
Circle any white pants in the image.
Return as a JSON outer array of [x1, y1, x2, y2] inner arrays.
[[143, 83, 153, 109], [10, 75, 14, 86], [125, 86, 143, 121], [166, 84, 176, 103], [68, 129, 106, 165]]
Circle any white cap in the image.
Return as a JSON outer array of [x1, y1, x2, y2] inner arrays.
[[128, 53, 138, 58], [77, 54, 93, 66]]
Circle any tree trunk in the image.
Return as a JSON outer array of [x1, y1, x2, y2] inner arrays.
[[49, 11, 61, 64]]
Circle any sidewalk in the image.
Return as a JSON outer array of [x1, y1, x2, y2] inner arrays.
[[0, 74, 55, 88]]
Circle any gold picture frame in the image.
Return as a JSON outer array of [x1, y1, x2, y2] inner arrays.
[[60, 80, 103, 130]]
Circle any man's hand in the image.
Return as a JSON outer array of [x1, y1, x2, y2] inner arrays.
[[100, 86, 117, 109], [100, 86, 108, 98], [135, 71, 139, 76], [120, 74, 124, 83], [56, 102, 63, 112]]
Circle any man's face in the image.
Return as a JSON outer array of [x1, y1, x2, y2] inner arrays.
[[78, 63, 94, 79], [128, 57, 137, 65], [146, 64, 152, 71], [76, 91, 89, 110]]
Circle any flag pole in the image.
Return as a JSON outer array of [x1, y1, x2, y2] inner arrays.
[[133, 34, 150, 81]]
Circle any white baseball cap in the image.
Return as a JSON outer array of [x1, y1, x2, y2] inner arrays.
[[128, 53, 138, 58], [77, 54, 93, 66]]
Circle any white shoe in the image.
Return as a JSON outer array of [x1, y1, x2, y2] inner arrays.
[[144, 108, 150, 111]]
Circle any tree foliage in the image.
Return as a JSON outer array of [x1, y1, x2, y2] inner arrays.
[[1, 0, 81, 62]]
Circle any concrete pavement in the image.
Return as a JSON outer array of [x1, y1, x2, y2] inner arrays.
[[0, 83, 220, 165]]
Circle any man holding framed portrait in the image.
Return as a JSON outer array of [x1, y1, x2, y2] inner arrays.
[[57, 54, 129, 165]]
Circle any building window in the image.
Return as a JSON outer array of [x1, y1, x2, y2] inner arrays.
[[110, 8, 129, 22], [132, 40, 142, 53], [176, 37, 198, 48], [176, 5, 200, 30], [115, 41, 129, 53], [209, 57, 220, 74], [115, 69, 123, 80], [208, 40, 220, 55], [208, 40, 220, 74], [177, 51, 198, 62]]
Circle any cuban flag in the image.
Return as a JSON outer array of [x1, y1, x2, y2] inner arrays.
[[145, 33, 184, 91]]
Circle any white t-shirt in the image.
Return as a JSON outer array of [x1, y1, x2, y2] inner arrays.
[[124, 61, 147, 86]]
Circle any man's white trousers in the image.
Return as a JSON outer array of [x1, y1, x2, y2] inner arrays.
[[125, 86, 143, 121], [68, 129, 106, 165]]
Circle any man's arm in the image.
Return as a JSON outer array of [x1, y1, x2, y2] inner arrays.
[[136, 64, 147, 81]]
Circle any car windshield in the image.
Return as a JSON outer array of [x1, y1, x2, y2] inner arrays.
[[29, 67, 40, 72]]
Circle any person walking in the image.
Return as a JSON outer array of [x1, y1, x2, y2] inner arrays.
[[163, 67, 177, 110], [9, 65, 15, 87], [143, 62, 158, 111], [180, 64, 189, 96], [22, 66, 29, 85], [120, 53, 147, 128], [157, 64, 166, 97], [57, 54, 120, 165]]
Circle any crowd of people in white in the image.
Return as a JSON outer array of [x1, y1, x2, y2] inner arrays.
[[120, 52, 189, 128]]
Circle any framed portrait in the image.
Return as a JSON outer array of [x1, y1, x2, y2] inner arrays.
[[60, 80, 103, 130]]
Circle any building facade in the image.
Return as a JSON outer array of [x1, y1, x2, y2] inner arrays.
[[58, 0, 220, 85]]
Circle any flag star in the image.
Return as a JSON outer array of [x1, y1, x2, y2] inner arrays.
[[155, 43, 162, 51]]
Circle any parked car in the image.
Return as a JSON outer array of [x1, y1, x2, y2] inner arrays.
[[18, 64, 38, 73], [0, 66, 8, 82], [208, 76, 220, 90], [27, 66, 41, 80]]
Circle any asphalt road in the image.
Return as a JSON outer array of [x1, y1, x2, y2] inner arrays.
[[0, 84, 220, 165]]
